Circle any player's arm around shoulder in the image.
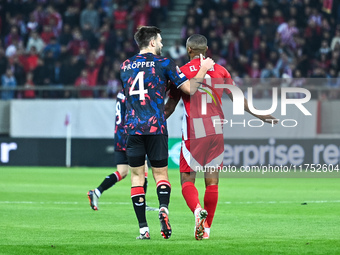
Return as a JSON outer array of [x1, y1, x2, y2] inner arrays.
[[180, 54, 215, 95]]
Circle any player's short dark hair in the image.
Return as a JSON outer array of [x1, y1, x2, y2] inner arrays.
[[186, 34, 208, 53], [134, 26, 161, 49]]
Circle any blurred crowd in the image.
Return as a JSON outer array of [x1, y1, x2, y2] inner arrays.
[[178, 0, 340, 99], [0, 0, 170, 99], [1, 0, 340, 100]]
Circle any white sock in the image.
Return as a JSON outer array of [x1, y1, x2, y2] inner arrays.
[[194, 207, 202, 217], [205, 227, 210, 236], [159, 207, 169, 215], [140, 226, 149, 234], [94, 188, 101, 198]]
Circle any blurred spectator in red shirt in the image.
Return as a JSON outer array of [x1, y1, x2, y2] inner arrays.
[[318, 53, 330, 70], [253, 29, 261, 51], [273, 10, 285, 25], [75, 69, 92, 98], [96, 36, 106, 63], [41, 25, 55, 44], [113, 4, 128, 30], [44, 5, 63, 35], [68, 30, 89, 56], [86, 59, 100, 87], [23, 72, 35, 98], [24, 46, 39, 72], [233, 0, 249, 17]]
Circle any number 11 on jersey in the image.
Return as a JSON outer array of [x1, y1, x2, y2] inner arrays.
[[129, 71, 148, 100]]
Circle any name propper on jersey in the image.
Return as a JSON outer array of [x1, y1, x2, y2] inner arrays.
[[123, 61, 155, 71]]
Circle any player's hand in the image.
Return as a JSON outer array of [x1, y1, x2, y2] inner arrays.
[[200, 53, 215, 71], [258, 115, 279, 124]]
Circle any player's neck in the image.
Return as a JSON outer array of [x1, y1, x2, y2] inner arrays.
[[190, 54, 201, 61], [139, 48, 156, 55]]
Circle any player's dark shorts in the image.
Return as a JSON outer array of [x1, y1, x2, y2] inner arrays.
[[126, 135, 168, 168], [115, 150, 128, 165]]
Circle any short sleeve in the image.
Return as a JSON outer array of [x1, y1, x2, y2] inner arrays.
[[164, 58, 188, 88]]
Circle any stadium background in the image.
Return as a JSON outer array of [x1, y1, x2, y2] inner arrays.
[[1, 1, 340, 254], [0, 0, 339, 167]]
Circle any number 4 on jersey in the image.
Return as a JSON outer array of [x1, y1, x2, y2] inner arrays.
[[129, 71, 148, 100]]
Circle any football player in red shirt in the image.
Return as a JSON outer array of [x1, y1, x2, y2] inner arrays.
[[166, 34, 277, 240]]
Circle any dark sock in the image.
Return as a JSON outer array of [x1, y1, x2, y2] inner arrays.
[[131, 186, 147, 228], [143, 177, 148, 194], [97, 171, 122, 194], [156, 180, 171, 209]]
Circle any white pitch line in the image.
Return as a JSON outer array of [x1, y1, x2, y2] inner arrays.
[[223, 200, 340, 204], [0, 201, 131, 205], [1, 200, 340, 205]]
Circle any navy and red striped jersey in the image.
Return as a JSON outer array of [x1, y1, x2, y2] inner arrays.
[[120, 52, 187, 135]]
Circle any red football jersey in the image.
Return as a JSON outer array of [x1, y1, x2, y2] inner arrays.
[[179, 58, 234, 140]]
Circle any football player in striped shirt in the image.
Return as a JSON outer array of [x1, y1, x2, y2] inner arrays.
[[120, 26, 215, 239], [165, 34, 277, 240], [87, 90, 156, 211]]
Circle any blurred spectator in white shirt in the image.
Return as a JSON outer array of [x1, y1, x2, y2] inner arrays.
[[168, 40, 187, 61], [26, 30, 46, 54], [331, 29, 340, 51]]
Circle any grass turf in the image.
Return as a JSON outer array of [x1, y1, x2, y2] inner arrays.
[[1, 167, 340, 255]]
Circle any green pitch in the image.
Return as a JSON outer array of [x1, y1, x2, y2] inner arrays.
[[1, 167, 340, 255]]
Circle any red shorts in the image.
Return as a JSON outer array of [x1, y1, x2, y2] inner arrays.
[[180, 134, 224, 173]]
